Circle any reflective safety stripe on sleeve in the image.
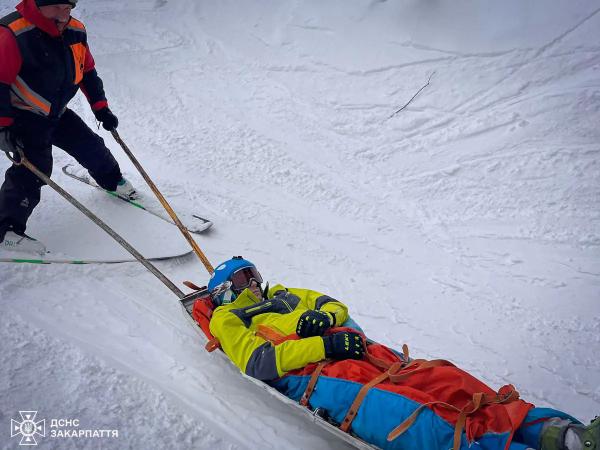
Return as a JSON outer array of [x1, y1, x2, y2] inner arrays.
[[10, 76, 51, 116]]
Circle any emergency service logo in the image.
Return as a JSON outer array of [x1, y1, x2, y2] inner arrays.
[[10, 411, 45, 446], [9, 410, 119, 444]]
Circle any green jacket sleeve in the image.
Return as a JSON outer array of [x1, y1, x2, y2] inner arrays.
[[283, 286, 350, 327], [210, 302, 327, 381]]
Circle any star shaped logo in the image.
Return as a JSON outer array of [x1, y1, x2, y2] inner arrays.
[[10, 411, 45, 446]]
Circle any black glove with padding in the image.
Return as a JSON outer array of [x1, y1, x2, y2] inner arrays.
[[322, 331, 365, 360], [296, 309, 335, 337]]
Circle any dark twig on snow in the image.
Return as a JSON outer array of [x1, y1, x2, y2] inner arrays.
[[386, 71, 436, 121]]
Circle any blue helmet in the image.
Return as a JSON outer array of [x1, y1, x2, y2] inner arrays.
[[208, 256, 263, 306]]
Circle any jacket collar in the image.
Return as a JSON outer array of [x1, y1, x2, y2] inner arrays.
[[16, 0, 69, 38]]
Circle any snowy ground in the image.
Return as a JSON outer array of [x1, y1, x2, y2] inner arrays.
[[1, 0, 599, 449]]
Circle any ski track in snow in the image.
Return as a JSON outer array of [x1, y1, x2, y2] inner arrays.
[[1, 0, 599, 448]]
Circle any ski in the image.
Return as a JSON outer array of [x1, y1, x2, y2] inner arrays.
[[62, 164, 213, 234], [0, 250, 193, 265]]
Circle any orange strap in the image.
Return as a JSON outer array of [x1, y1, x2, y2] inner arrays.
[[183, 280, 205, 291], [300, 361, 330, 407], [339, 344, 411, 433], [401, 344, 410, 362], [388, 358, 454, 383], [339, 358, 454, 435], [366, 343, 409, 371], [255, 325, 299, 345], [387, 387, 520, 450], [339, 362, 403, 432], [254, 326, 330, 409], [205, 337, 220, 352], [366, 349, 398, 371]]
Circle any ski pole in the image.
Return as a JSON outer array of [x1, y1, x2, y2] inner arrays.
[[3, 148, 186, 299], [111, 129, 214, 275]]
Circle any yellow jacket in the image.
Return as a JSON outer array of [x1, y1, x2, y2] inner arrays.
[[209, 284, 349, 381]]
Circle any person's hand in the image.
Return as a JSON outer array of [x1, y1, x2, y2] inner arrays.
[[0, 127, 17, 154], [296, 310, 334, 337], [94, 107, 118, 131], [322, 332, 365, 360]]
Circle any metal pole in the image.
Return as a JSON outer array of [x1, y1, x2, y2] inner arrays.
[[111, 130, 214, 275], [4, 149, 186, 299]]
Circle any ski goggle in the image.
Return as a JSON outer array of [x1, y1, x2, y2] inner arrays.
[[230, 266, 263, 293]]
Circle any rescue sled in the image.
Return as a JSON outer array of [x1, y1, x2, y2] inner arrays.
[[179, 286, 539, 450]]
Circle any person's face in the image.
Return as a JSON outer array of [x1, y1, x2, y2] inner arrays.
[[38, 4, 72, 32], [248, 279, 262, 300]]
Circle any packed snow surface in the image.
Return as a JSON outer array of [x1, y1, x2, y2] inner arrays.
[[1, 0, 599, 448]]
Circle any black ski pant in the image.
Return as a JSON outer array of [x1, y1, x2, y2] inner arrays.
[[0, 109, 122, 234]]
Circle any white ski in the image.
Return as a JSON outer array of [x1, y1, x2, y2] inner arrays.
[[0, 250, 193, 265], [62, 164, 213, 234]]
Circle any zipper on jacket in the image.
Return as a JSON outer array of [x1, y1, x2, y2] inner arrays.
[[54, 35, 69, 116]]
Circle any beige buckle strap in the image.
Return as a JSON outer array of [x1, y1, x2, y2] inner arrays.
[[301, 344, 407, 415], [387, 386, 519, 450], [401, 344, 410, 362], [388, 359, 454, 383], [300, 361, 330, 407], [365, 343, 409, 371], [339, 362, 403, 432]]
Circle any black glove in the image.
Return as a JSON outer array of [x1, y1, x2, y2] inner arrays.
[[296, 310, 334, 337], [322, 332, 365, 360], [0, 127, 18, 154], [94, 107, 118, 131]]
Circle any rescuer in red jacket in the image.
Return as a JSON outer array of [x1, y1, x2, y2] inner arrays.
[[0, 0, 135, 254]]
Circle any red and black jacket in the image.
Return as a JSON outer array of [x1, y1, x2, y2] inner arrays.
[[0, 0, 108, 127]]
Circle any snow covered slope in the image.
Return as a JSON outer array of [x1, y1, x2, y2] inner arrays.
[[1, 0, 599, 448]]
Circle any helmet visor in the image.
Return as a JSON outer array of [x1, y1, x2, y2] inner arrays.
[[230, 266, 263, 292]]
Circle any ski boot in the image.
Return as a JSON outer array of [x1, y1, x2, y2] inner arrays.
[[580, 417, 600, 449], [114, 177, 138, 200], [541, 416, 599, 450], [0, 223, 46, 255]]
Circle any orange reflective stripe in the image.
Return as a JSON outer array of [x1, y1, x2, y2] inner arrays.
[[10, 95, 36, 113], [67, 18, 85, 31], [12, 78, 51, 115], [70, 43, 86, 84], [8, 18, 33, 35]]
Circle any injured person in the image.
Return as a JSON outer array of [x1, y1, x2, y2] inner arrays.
[[195, 256, 598, 450]]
